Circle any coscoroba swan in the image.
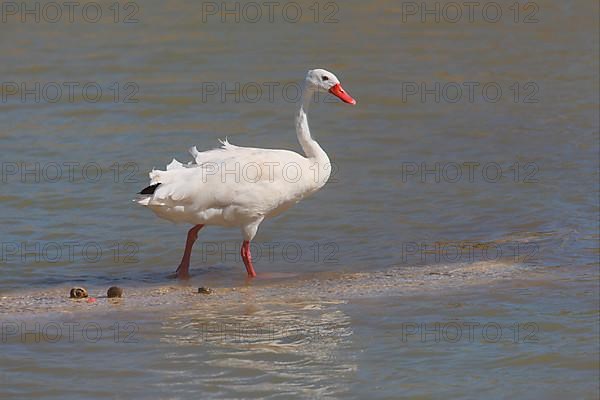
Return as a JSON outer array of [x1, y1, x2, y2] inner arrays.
[[137, 69, 356, 278]]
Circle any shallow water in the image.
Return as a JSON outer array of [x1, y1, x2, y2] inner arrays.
[[0, 0, 598, 398]]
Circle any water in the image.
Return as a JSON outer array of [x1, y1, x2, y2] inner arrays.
[[0, 0, 598, 398]]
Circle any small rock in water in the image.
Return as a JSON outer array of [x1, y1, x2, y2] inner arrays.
[[198, 287, 212, 294], [70, 287, 88, 299], [107, 286, 123, 298]]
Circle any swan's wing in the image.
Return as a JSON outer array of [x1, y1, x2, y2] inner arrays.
[[137, 139, 271, 207], [136, 139, 312, 223]]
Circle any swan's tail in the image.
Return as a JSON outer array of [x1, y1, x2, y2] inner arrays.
[[135, 159, 186, 206], [136, 182, 161, 205], [135, 139, 237, 206], [139, 183, 161, 195]]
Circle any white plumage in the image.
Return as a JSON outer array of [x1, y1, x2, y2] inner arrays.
[[137, 69, 356, 278]]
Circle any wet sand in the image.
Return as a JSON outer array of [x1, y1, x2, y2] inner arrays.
[[1, 260, 523, 318]]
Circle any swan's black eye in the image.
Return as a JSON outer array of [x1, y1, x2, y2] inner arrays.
[[322, 76, 329, 81]]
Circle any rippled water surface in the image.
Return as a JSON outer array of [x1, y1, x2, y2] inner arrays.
[[0, 0, 598, 398]]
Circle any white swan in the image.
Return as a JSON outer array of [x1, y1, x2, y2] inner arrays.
[[137, 69, 356, 278]]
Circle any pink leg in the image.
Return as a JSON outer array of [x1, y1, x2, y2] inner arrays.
[[175, 224, 204, 279], [240, 240, 257, 278]]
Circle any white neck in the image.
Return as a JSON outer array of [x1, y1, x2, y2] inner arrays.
[[296, 83, 329, 165]]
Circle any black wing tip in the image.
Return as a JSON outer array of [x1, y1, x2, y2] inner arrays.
[[138, 183, 161, 195]]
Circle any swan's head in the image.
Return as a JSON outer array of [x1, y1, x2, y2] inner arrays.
[[305, 68, 356, 105]]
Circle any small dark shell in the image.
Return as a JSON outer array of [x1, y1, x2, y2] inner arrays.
[[70, 287, 88, 299], [198, 287, 213, 294], [107, 286, 123, 298]]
